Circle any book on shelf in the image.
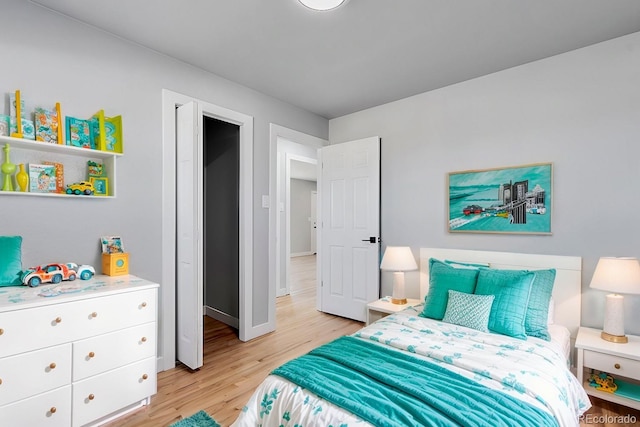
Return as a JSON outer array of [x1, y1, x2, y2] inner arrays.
[[91, 110, 123, 153], [42, 161, 65, 193], [34, 106, 61, 144], [87, 160, 104, 178], [10, 117, 35, 140], [28, 163, 57, 193], [65, 116, 94, 149], [0, 115, 8, 136]]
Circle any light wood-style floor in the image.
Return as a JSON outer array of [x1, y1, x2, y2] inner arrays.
[[109, 255, 639, 427]]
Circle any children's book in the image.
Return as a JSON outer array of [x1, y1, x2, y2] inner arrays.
[[9, 91, 25, 118], [91, 110, 123, 153], [43, 161, 64, 193], [10, 117, 35, 140], [35, 107, 60, 144], [87, 160, 103, 178], [0, 115, 9, 136], [66, 116, 94, 149], [28, 163, 56, 193]]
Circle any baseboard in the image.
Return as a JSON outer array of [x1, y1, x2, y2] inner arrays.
[[205, 306, 239, 329], [291, 251, 314, 257]]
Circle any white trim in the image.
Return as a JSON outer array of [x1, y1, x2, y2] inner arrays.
[[291, 251, 315, 258], [269, 124, 326, 330], [161, 89, 254, 371], [205, 306, 239, 329]]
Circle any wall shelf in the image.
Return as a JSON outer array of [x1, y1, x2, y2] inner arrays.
[[0, 135, 121, 197]]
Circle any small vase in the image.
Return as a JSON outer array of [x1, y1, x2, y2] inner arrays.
[[1, 144, 16, 192], [16, 163, 28, 192]]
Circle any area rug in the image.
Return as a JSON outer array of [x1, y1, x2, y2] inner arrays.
[[169, 410, 221, 427]]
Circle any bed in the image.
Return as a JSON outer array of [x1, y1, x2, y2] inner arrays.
[[231, 248, 591, 427]]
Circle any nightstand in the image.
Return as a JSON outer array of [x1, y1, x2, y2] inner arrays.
[[366, 297, 422, 325], [575, 326, 640, 410]]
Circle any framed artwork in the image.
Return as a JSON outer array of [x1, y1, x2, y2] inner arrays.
[[90, 177, 109, 196], [448, 162, 552, 235]]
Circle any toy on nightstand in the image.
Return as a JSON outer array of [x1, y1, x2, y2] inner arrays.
[[588, 371, 618, 393]]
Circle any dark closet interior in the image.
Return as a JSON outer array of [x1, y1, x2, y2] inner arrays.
[[203, 116, 240, 327]]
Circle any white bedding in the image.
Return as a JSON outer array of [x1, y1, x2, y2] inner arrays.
[[232, 305, 590, 427]]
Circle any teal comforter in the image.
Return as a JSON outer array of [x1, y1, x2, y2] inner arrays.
[[273, 336, 558, 427]]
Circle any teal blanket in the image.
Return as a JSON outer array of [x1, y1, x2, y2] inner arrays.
[[273, 336, 558, 427]]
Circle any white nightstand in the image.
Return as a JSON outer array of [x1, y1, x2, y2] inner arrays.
[[366, 297, 422, 325], [575, 326, 640, 410]]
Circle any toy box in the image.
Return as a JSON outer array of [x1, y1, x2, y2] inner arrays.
[[101, 252, 129, 276]]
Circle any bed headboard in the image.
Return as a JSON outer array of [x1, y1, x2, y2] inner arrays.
[[419, 248, 582, 338]]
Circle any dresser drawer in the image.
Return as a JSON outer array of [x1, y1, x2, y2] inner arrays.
[[0, 385, 71, 427], [73, 322, 156, 381], [0, 288, 157, 358], [584, 349, 640, 380], [0, 344, 72, 406], [72, 357, 156, 427]]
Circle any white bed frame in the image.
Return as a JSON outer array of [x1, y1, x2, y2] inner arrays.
[[419, 248, 582, 339]]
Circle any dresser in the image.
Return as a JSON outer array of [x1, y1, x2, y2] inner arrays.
[[0, 275, 159, 426]]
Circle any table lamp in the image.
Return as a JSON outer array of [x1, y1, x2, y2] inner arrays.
[[589, 257, 640, 343], [380, 246, 417, 304]]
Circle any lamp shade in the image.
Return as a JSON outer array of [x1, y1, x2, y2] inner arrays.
[[298, 0, 348, 11], [590, 257, 640, 294], [380, 247, 417, 272]]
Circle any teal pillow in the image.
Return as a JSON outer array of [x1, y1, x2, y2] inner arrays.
[[421, 258, 479, 320], [0, 236, 23, 287], [524, 269, 556, 341], [442, 290, 495, 332], [474, 269, 535, 340]]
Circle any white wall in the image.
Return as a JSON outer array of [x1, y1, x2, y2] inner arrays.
[[330, 32, 640, 335], [290, 178, 317, 255], [0, 0, 327, 358]]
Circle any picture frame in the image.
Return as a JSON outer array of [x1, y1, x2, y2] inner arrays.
[[90, 177, 109, 196], [448, 162, 552, 235]]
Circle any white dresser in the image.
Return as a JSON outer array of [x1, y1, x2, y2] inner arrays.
[[0, 275, 159, 427]]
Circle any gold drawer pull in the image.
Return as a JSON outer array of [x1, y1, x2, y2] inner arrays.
[[88, 394, 95, 401], [0, 378, 3, 385], [88, 352, 95, 358], [141, 336, 147, 342], [614, 363, 621, 370], [55, 317, 62, 324], [0, 328, 4, 335], [49, 362, 57, 369], [141, 302, 147, 308], [50, 407, 57, 414], [142, 374, 149, 380], [91, 312, 98, 318]]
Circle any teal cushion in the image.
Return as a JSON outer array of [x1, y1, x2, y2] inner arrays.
[[442, 290, 495, 332], [524, 269, 556, 341], [474, 269, 535, 340], [0, 236, 23, 287], [421, 258, 479, 320]]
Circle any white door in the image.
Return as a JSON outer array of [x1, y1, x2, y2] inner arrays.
[[310, 190, 317, 254], [176, 102, 203, 370], [318, 137, 380, 322]]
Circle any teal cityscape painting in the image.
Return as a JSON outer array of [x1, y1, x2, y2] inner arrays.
[[448, 163, 552, 234]]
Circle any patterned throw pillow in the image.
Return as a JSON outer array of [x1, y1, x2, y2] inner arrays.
[[421, 258, 480, 320], [442, 290, 495, 332]]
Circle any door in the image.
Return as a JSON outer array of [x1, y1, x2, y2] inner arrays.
[[310, 190, 317, 254], [318, 137, 380, 322], [176, 102, 203, 370]]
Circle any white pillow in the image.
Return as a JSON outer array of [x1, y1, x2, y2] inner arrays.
[[547, 298, 554, 325]]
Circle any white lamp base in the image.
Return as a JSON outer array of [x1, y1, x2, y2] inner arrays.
[[391, 271, 407, 305], [602, 294, 627, 343]]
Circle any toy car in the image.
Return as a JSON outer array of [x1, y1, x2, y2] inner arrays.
[[66, 181, 95, 195], [21, 263, 77, 287], [66, 263, 96, 280]]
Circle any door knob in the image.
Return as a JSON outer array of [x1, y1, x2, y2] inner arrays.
[[361, 237, 377, 243]]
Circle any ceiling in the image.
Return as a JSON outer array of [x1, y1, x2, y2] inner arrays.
[[31, 0, 640, 119]]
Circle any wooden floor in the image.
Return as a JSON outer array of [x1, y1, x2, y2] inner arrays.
[[108, 255, 639, 426]]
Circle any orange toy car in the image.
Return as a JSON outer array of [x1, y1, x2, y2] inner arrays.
[[21, 263, 77, 287]]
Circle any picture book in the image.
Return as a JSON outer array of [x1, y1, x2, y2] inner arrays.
[[87, 160, 103, 177], [100, 235, 124, 254], [91, 110, 123, 153], [10, 117, 36, 140], [34, 107, 60, 144], [9, 91, 25, 118], [0, 115, 8, 136], [43, 161, 64, 193], [28, 163, 56, 193], [65, 116, 94, 149]]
